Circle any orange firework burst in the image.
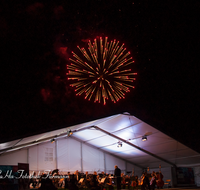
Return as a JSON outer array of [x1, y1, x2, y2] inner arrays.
[[66, 37, 137, 105]]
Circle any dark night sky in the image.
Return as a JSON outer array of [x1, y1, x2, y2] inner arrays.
[[0, 1, 199, 152]]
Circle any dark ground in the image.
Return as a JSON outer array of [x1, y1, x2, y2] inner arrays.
[[0, 0, 199, 152]]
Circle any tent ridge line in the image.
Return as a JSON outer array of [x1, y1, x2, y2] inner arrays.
[[93, 126, 176, 168], [112, 121, 143, 134]]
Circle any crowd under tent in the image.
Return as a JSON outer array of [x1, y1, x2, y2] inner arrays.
[[0, 113, 200, 187]]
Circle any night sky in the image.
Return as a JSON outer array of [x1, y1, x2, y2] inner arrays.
[[0, 1, 199, 152]]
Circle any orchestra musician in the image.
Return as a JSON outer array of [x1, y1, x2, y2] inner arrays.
[[107, 177, 114, 190], [68, 174, 79, 190], [64, 172, 70, 189], [98, 172, 107, 190], [141, 172, 150, 190], [114, 165, 121, 190], [149, 171, 156, 190], [131, 175, 138, 190], [122, 174, 131, 189], [89, 172, 100, 190], [156, 171, 164, 189], [121, 173, 126, 189]]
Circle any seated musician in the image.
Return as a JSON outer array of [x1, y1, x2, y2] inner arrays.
[[141, 172, 150, 190], [121, 173, 126, 189], [70, 174, 79, 190], [74, 170, 81, 182], [131, 175, 138, 190], [30, 172, 38, 188], [90, 172, 100, 190], [38, 173, 57, 190], [98, 173, 107, 190], [150, 171, 156, 190], [107, 177, 114, 190], [101, 171, 106, 178], [85, 173, 92, 189], [64, 172, 70, 189], [125, 175, 131, 189]]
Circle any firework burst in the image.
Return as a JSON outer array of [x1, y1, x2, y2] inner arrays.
[[66, 37, 137, 105]]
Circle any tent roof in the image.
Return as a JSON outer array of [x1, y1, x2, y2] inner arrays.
[[1, 113, 200, 168]]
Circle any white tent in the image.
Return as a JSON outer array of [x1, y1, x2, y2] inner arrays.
[[0, 113, 200, 186]]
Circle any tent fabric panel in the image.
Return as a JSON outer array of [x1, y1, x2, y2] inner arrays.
[[126, 162, 135, 173], [156, 149, 199, 161], [0, 140, 20, 151], [0, 149, 27, 165], [98, 114, 141, 133], [86, 114, 121, 128], [142, 140, 178, 154], [155, 152, 177, 160], [16, 134, 49, 146], [67, 138, 81, 171], [141, 137, 175, 149], [87, 135, 120, 148], [28, 146, 38, 171], [57, 138, 70, 171], [129, 122, 158, 137], [175, 148, 199, 158], [127, 155, 172, 168], [143, 161, 171, 169], [112, 123, 157, 145], [57, 137, 81, 172], [127, 155, 161, 164], [105, 153, 125, 171], [113, 127, 142, 142], [173, 156, 200, 166], [36, 141, 56, 171], [73, 129, 106, 142], [113, 150, 148, 159], [57, 138, 81, 172], [82, 143, 104, 172], [126, 162, 143, 176]]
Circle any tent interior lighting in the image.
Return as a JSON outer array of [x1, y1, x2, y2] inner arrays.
[[117, 141, 122, 148], [142, 135, 147, 141]]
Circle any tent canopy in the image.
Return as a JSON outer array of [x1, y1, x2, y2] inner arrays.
[[0, 113, 199, 169]]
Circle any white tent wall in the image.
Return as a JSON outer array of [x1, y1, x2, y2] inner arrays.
[[105, 153, 126, 174], [29, 141, 56, 173], [57, 138, 81, 172], [56, 137, 131, 174], [0, 149, 28, 165], [0, 137, 139, 175], [126, 162, 143, 177], [82, 143, 104, 173], [28, 145, 38, 171]]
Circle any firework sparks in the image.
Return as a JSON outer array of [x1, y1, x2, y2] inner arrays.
[[66, 37, 137, 104]]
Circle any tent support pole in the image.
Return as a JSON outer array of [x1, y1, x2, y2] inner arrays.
[[27, 148, 29, 164], [55, 140, 58, 169], [125, 161, 127, 175], [81, 142, 83, 173], [104, 152, 106, 173]]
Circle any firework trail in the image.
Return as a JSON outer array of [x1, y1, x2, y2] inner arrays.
[[66, 37, 137, 104]]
